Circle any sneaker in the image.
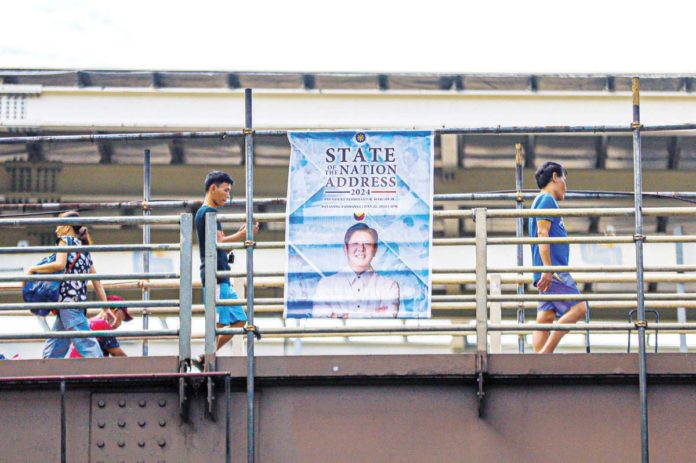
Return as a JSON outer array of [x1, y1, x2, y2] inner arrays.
[[191, 354, 205, 372]]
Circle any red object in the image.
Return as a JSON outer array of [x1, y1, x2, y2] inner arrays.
[[107, 295, 133, 321]]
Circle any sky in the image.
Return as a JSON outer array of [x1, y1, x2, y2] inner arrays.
[[1, 0, 695, 74]]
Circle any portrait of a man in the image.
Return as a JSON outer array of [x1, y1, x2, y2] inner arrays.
[[312, 223, 400, 318]]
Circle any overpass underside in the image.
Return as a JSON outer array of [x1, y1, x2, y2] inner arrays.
[[1, 354, 694, 462]]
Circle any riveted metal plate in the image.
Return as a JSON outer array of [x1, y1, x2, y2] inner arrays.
[[90, 392, 180, 463]]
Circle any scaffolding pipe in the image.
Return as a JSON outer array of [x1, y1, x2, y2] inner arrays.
[[515, 143, 525, 352], [0, 329, 178, 340], [0, 244, 180, 254], [214, 322, 696, 336], [675, 226, 688, 352], [0, 215, 181, 226], [4, 190, 696, 213], [143, 148, 151, 357], [3, 122, 696, 146], [208, 207, 696, 224], [632, 77, 650, 463], [0, 300, 178, 311], [0, 272, 178, 283], [244, 88, 257, 463]]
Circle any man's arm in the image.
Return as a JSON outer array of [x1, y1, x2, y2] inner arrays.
[[536, 220, 553, 292], [217, 223, 260, 243]]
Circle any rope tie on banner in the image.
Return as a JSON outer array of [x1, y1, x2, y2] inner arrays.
[[243, 323, 262, 340]]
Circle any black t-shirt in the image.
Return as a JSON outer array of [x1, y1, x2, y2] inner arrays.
[[194, 204, 231, 285]]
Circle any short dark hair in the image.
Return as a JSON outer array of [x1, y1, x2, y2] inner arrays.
[[344, 223, 378, 247], [204, 171, 233, 192], [534, 162, 567, 189]]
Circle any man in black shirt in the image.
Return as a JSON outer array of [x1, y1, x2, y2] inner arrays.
[[194, 171, 258, 368]]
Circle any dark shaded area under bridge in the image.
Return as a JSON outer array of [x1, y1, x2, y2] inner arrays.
[[0, 354, 694, 462]]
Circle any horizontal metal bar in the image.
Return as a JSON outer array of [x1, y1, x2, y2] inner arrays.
[[0, 329, 179, 341], [0, 198, 285, 212], [3, 191, 696, 214], [0, 215, 182, 227], [488, 293, 696, 302], [2, 123, 696, 146], [0, 244, 180, 254], [0, 371, 233, 384], [0, 272, 179, 283], [216, 321, 696, 336], [485, 206, 696, 218], [0, 300, 178, 311], [212, 206, 696, 224], [488, 322, 696, 332], [488, 236, 694, 245], [487, 265, 696, 273]]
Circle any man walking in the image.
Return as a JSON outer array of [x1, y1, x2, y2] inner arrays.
[[193, 171, 258, 368], [529, 162, 587, 353]]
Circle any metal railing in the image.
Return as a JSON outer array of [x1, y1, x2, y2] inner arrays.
[[0, 213, 193, 370], [1, 76, 689, 463]]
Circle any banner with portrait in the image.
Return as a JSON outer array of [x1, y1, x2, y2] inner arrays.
[[284, 130, 434, 319]]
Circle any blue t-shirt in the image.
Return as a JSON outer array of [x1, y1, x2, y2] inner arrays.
[[529, 193, 569, 284], [194, 204, 231, 285]]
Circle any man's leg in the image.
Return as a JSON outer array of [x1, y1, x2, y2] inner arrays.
[[214, 282, 247, 352], [538, 301, 588, 354], [533, 309, 556, 352], [215, 320, 244, 351]]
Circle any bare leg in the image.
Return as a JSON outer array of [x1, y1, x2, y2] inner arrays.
[[534, 310, 556, 352], [216, 320, 245, 351], [538, 301, 588, 354]]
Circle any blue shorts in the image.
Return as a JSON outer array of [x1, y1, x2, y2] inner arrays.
[[536, 272, 588, 317], [204, 281, 247, 326]]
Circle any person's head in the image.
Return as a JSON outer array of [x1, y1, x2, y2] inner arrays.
[[204, 171, 233, 207], [534, 161, 568, 200], [343, 223, 378, 273], [56, 210, 92, 244], [105, 295, 132, 329]]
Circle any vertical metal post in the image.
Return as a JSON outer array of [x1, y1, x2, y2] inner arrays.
[[178, 213, 193, 368], [632, 76, 650, 463], [142, 149, 151, 356], [489, 274, 502, 353], [60, 379, 66, 463], [244, 87, 257, 463], [475, 208, 488, 353], [675, 226, 687, 352], [204, 213, 218, 369], [515, 144, 525, 353], [225, 374, 232, 463]]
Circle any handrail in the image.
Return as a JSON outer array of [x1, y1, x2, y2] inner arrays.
[[0, 244, 180, 254], [0, 215, 183, 226]]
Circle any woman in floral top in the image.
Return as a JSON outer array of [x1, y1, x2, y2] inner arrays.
[[27, 211, 107, 358]]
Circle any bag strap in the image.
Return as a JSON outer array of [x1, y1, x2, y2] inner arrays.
[[66, 252, 82, 274]]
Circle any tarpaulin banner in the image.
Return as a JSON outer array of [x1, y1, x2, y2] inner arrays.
[[284, 130, 433, 319]]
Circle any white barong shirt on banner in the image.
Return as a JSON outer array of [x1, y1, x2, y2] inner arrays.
[[312, 266, 400, 318]]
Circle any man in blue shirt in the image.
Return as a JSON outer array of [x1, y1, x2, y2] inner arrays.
[[193, 171, 258, 369], [529, 162, 587, 353]]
